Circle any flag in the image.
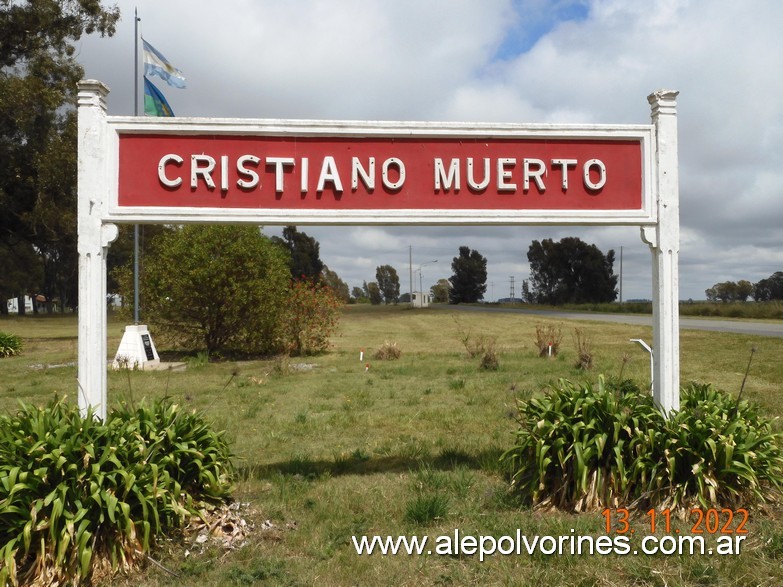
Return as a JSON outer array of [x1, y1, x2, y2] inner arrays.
[[142, 38, 187, 88], [144, 77, 175, 117]]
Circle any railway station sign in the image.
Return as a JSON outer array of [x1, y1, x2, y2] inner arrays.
[[77, 80, 680, 420]]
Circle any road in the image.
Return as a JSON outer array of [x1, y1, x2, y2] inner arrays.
[[435, 305, 783, 338]]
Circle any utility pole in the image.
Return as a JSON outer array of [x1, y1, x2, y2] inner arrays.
[[619, 245, 623, 304], [409, 245, 413, 305]]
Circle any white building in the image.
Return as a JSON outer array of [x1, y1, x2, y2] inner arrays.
[[6, 295, 58, 314], [411, 291, 430, 308], [6, 296, 35, 314]]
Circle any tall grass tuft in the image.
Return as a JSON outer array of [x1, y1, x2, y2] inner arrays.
[[502, 378, 783, 512], [572, 327, 593, 370], [374, 340, 402, 360], [0, 332, 22, 358], [0, 396, 234, 586]]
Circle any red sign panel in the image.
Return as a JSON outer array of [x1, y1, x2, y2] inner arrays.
[[118, 134, 643, 211]]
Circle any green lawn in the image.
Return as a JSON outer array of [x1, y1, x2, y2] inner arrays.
[[2, 306, 783, 586]]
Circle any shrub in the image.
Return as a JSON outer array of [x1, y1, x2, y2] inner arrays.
[[652, 383, 783, 509], [0, 332, 22, 358], [374, 341, 401, 360], [453, 316, 493, 359], [279, 278, 342, 356], [502, 378, 783, 512], [573, 327, 593, 370], [115, 225, 290, 356], [479, 339, 499, 371], [534, 324, 562, 358], [0, 397, 234, 586]]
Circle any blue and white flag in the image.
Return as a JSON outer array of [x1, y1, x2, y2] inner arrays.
[[142, 38, 187, 89]]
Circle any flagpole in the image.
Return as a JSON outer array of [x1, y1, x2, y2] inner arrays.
[[133, 8, 140, 323]]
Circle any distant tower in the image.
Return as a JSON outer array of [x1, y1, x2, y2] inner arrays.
[[509, 275, 515, 301]]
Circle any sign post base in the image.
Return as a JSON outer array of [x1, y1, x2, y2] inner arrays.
[[113, 324, 160, 370]]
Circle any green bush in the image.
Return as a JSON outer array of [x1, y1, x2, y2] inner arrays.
[[654, 383, 783, 508], [502, 377, 783, 512], [0, 397, 234, 586], [0, 332, 22, 358]]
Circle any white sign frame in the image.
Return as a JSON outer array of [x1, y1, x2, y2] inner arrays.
[[77, 80, 680, 420]]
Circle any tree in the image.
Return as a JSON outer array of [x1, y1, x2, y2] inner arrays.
[[527, 239, 560, 304], [366, 281, 383, 305], [754, 272, 783, 301], [351, 286, 365, 301], [521, 279, 533, 303], [430, 278, 450, 303], [526, 237, 617, 304], [107, 224, 173, 295], [449, 246, 487, 303], [321, 265, 350, 303], [375, 264, 400, 304], [272, 226, 324, 281], [706, 279, 756, 302], [1, 1, 120, 311], [117, 225, 290, 356], [0, 241, 43, 315], [736, 280, 754, 302]]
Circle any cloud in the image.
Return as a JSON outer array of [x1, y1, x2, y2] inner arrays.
[[78, 0, 783, 300]]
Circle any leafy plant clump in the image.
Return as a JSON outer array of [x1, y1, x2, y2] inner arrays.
[[0, 397, 234, 586], [0, 332, 22, 358], [502, 377, 783, 512]]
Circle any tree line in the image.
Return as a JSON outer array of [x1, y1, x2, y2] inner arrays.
[[351, 237, 619, 306], [706, 272, 783, 302], [1, 0, 120, 315]]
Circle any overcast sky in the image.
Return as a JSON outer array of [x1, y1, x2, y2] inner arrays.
[[77, 0, 783, 301]]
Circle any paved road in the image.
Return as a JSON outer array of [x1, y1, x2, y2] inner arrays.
[[435, 305, 783, 338]]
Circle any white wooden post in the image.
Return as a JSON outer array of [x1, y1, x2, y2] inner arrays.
[[642, 89, 680, 413], [77, 80, 117, 420]]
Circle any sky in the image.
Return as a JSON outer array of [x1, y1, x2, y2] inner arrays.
[[76, 0, 783, 302]]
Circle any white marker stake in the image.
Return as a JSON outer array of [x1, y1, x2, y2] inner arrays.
[[360, 349, 364, 362]]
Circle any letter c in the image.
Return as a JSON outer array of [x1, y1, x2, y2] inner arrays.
[[158, 154, 184, 188]]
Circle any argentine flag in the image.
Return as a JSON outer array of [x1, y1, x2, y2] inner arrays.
[[142, 38, 186, 89]]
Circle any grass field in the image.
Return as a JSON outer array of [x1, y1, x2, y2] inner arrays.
[[2, 306, 783, 586]]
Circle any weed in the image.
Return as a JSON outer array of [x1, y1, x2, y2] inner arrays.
[[0, 332, 23, 357], [453, 316, 493, 358], [185, 350, 210, 369], [573, 327, 593, 370], [448, 378, 466, 390], [479, 340, 499, 371], [404, 494, 449, 525], [273, 354, 291, 375], [374, 340, 402, 360], [534, 323, 562, 357]]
